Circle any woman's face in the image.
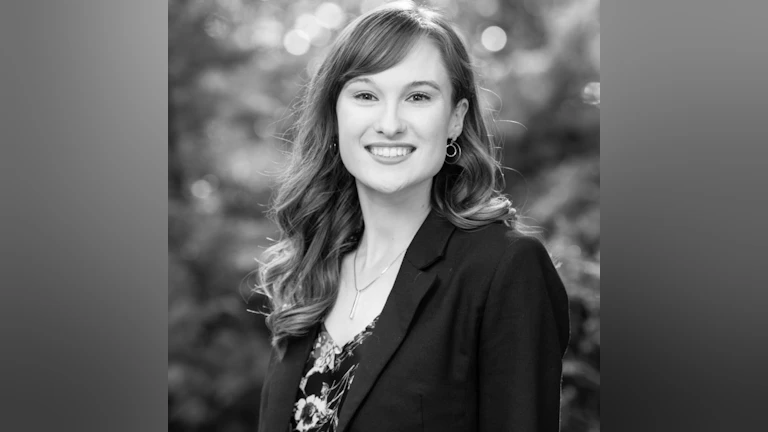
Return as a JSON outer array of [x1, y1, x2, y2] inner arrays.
[[335, 38, 468, 198]]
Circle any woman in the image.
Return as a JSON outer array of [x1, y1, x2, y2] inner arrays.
[[255, 2, 570, 431]]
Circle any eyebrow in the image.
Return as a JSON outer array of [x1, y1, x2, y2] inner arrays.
[[346, 77, 442, 92]]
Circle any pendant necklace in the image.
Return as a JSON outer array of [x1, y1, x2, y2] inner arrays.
[[350, 246, 408, 319]]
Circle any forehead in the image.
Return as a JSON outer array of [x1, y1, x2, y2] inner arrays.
[[350, 39, 451, 88]]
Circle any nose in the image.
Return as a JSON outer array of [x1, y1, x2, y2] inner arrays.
[[373, 101, 406, 137]]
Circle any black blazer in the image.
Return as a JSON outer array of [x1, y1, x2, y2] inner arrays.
[[258, 210, 570, 432]]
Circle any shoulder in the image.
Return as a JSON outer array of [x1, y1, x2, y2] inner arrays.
[[438, 222, 557, 297], [447, 221, 551, 269], [444, 222, 570, 354]]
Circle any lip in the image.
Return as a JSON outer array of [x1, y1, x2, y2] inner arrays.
[[364, 143, 416, 165]]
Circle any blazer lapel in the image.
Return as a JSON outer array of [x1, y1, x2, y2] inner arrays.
[[336, 210, 456, 432], [263, 324, 318, 432]]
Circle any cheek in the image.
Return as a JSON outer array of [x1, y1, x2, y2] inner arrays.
[[336, 105, 367, 141], [426, 146, 447, 175], [422, 113, 452, 173], [338, 142, 358, 167], [412, 107, 452, 136], [336, 107, 362, 170], [419, 113, 451, 150]]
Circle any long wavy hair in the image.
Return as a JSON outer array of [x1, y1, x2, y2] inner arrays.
[[256, 1, 525, 357]]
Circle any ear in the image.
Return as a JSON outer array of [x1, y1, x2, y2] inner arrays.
[[449, 98, 469, 138]]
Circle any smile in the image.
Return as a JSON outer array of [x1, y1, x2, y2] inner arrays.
[[364, 145, 415, 158]]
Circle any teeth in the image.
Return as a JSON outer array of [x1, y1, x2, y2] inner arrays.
[[368, 146, 413, 158]]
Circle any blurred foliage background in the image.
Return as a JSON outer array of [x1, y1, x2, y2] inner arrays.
[[168, 0, 600, 431]]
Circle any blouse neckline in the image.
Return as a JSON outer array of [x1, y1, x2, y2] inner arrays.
[[320, 315, 380, 351]]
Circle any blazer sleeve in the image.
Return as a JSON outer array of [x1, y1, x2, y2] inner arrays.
[[477, 236, 570, 432], [257, 346, 278, 432]]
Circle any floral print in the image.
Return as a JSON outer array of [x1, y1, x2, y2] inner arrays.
[[294, 395, 331, 430], [291, 316, 379, 432]]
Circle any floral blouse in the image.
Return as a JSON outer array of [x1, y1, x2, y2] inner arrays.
[[290, 316, 380, 432]]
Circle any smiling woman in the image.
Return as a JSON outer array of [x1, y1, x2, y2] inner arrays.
[[336, 39, 467, 196], [254, 2, 570, 432]]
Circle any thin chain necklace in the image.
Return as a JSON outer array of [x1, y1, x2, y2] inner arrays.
[[349, 246, 408, 319]]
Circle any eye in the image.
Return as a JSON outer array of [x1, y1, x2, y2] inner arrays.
[[407, 92, 431, 102], [353, 92, 377, 102]]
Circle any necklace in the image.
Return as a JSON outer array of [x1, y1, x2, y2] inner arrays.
[[349, 246, 408, 319]]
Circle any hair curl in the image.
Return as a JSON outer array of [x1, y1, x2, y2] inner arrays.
[[255, 1, 529, 357]]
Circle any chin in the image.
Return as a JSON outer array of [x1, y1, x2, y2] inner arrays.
[[362, 181, 408, 195], [359, 176, 435, 197]]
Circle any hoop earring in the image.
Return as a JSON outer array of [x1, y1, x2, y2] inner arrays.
[[445, 137, 461, 164]]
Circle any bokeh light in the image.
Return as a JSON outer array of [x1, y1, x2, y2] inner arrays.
[[204, 15, 229, 40], [295, 13, 332, 47], [315, 2, 345, 29], [582, 81, 600, 106], [481, 26, 507, 52], [295, 14, 323, 39], [283, 29, 311, 55], [191, 179, 214, 199], [249, 19, 284, 49], [310, 27, 332, 47]]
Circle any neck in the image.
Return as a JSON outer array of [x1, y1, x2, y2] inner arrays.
[[355, 181, 432, 267]]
